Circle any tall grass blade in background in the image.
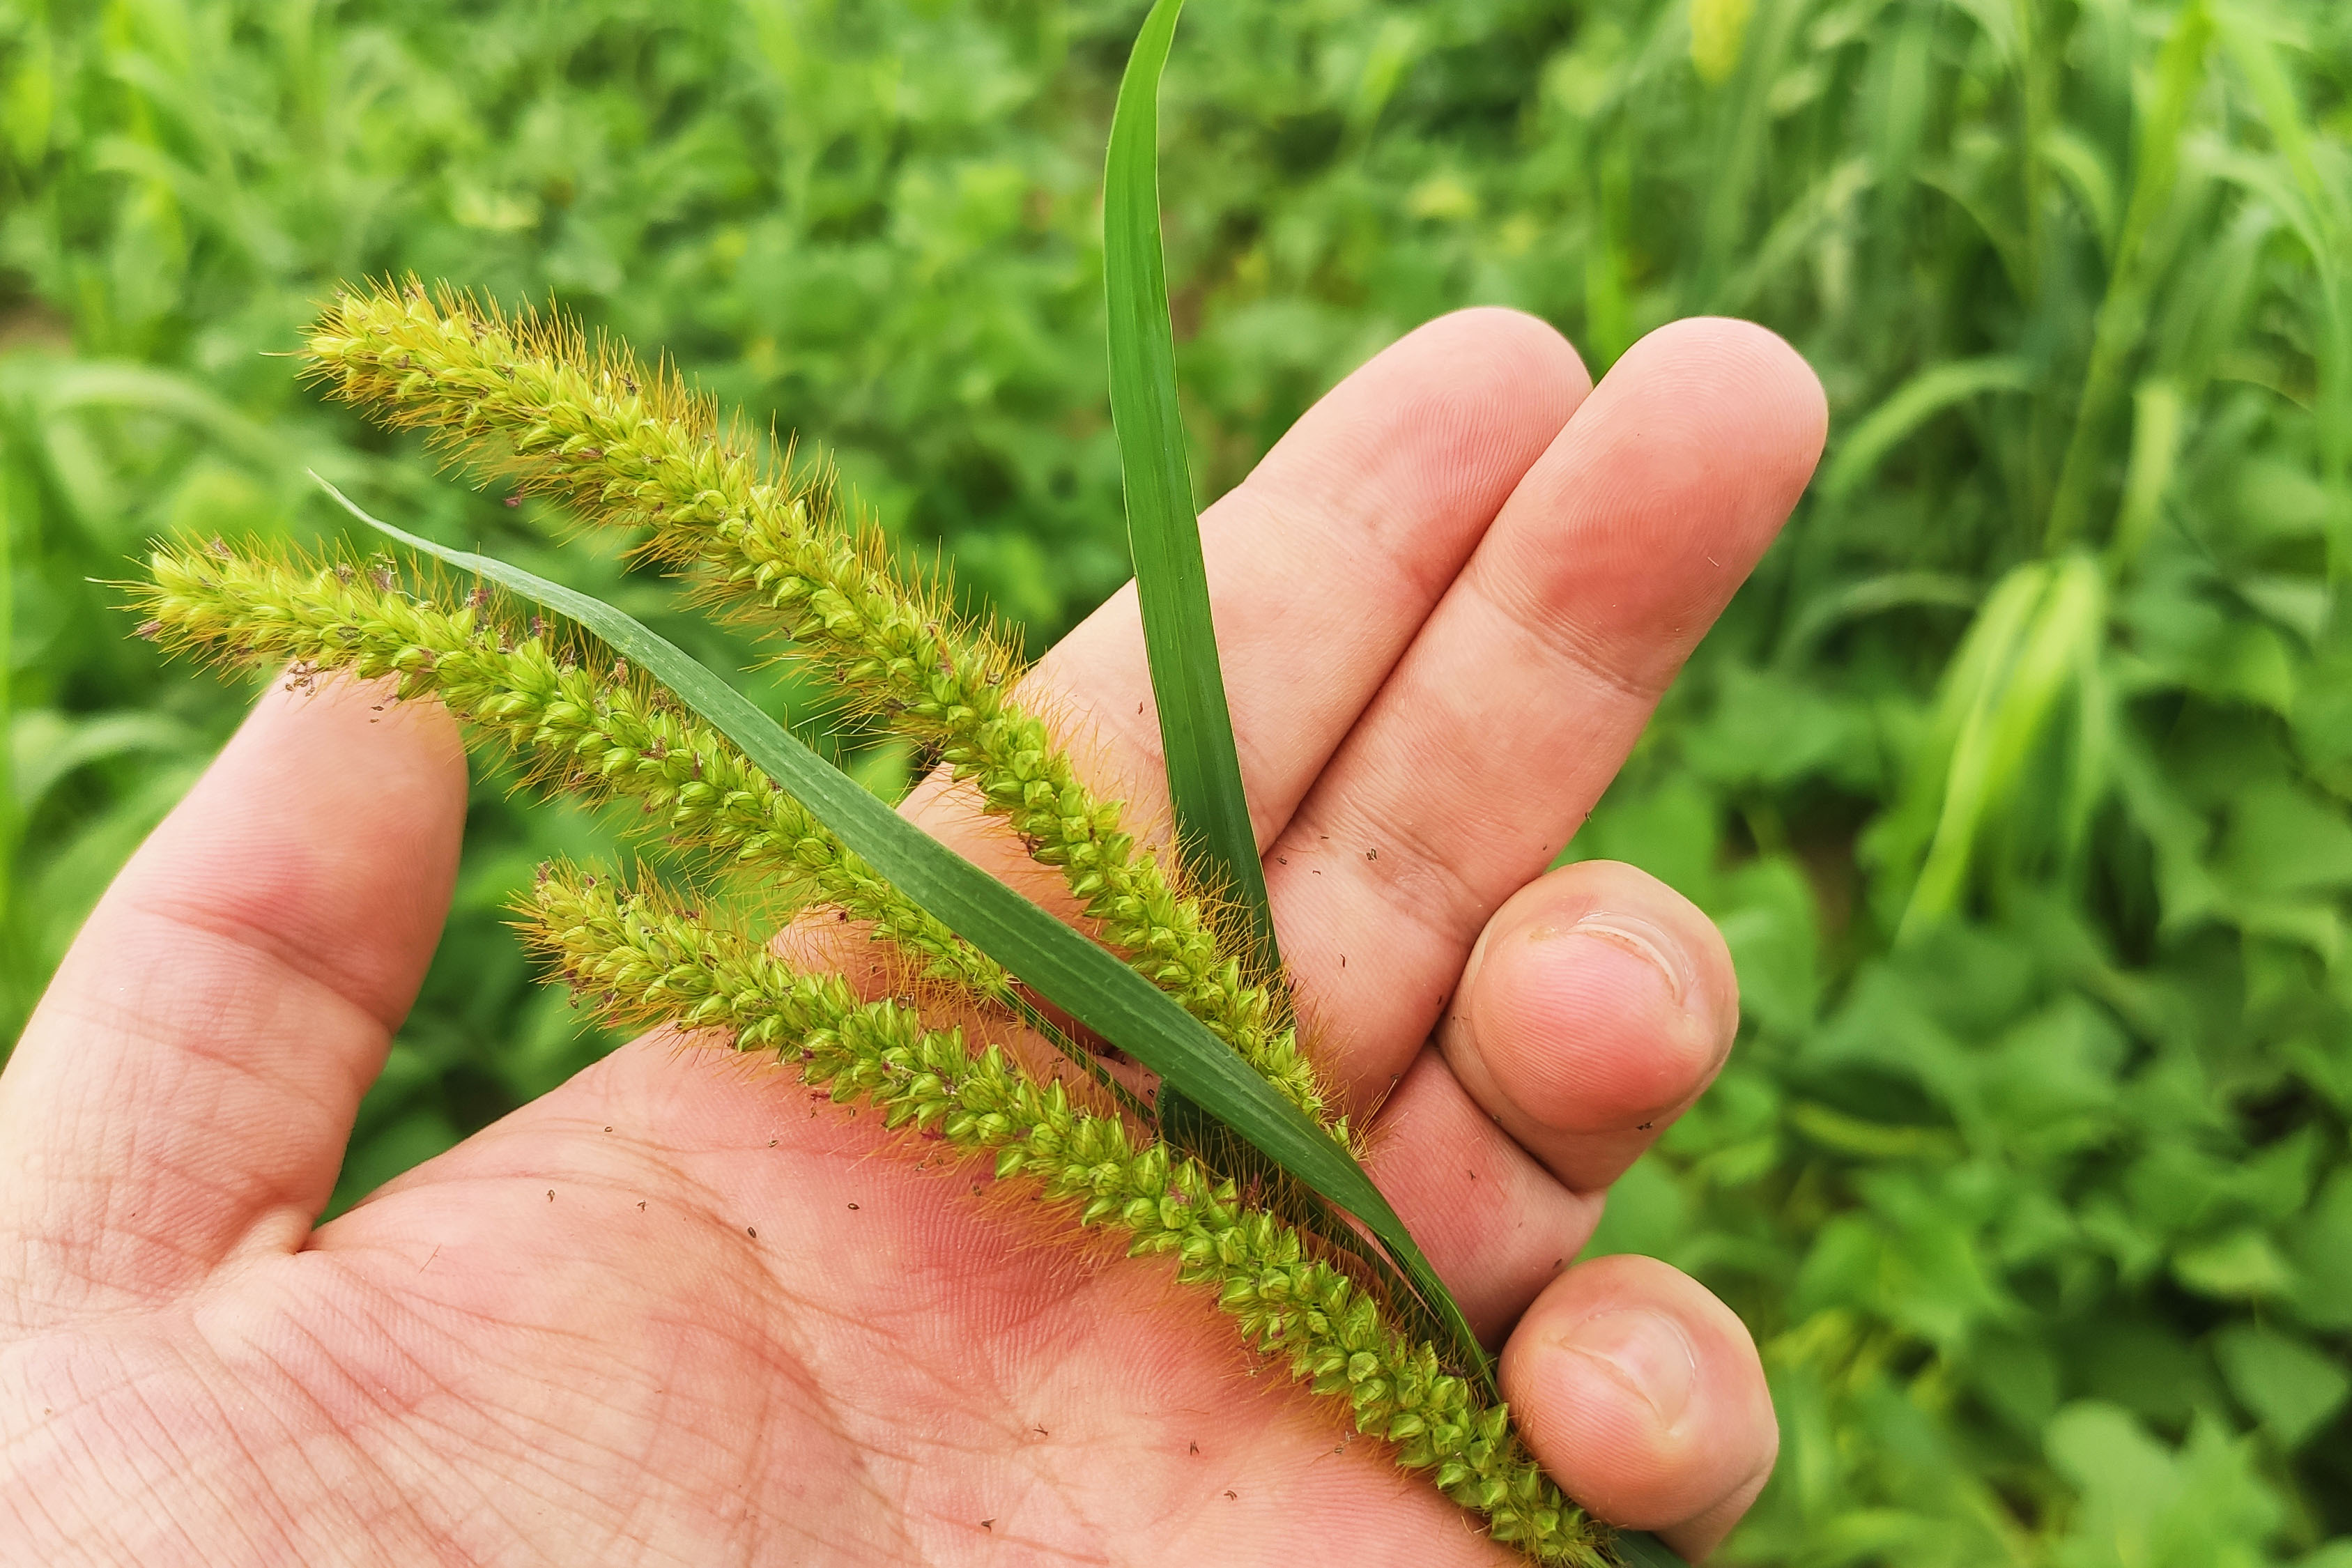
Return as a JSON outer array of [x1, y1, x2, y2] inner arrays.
[[2045, 0, 2212, 550], [0, 423, 15, 1009], [320, 479, 1494, 1393], [1102, 0, 1280, 978], [1889, 555, 2109, 937]]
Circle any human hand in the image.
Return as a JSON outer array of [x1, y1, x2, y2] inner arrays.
[[0, 312, 1824, 1565]]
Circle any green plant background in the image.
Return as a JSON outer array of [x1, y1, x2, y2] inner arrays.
[[3, 0, 2349, 1561]]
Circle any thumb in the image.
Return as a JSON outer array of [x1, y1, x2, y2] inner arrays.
[[0, 674, 466, 1323]]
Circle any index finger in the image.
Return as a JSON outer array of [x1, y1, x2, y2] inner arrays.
[[1011, 306, 1592, 845]]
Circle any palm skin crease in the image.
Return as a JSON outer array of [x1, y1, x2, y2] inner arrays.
[[0, 310, 1824, 1567]]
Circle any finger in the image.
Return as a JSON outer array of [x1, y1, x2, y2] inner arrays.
[[1360, 859, 1733, 1335], [985, 306, 1590, 847], [1360, 1047, 1604, 1344], [1269, 318, 1824, 1098], [1439, 860, 1738, 1193], [1500, 1254, 1777, 1558], [0, 675, 466, 1316]]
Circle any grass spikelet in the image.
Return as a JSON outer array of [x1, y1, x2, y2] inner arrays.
[[300, 279, 1333, 1137], [130, 537, 1009, 1003], [524, 864, 1610, 1567]]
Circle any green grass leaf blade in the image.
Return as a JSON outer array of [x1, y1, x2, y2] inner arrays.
[[2043, 0, 2212, 550], [1098, 3, 1487, 1388], [1103, 0, 1279, 977], [1820, 356, 2033, 505], [1608, 1529, 1689, 1567], [316, 475, 1493, 1392]]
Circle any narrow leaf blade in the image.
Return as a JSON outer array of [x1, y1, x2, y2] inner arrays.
[[1103, 0, 1279, 976], [1610, 1530, 1689, 1567], [317, 476, 1491, 1390]]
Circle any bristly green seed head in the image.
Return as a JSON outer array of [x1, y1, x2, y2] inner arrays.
[[524, 864, 1610, 1567], [300, 277, 1337, 1139], [132, 539, 1010, 1003]]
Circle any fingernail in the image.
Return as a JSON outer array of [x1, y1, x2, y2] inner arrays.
[[1553, 909, 1695, 1006], [1554, 1308, 1698, 1429]]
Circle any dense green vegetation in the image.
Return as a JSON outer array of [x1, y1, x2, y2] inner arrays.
[[4, 0, 2349, 1561]]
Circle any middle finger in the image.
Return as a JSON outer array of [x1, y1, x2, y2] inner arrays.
[[1270, 317, 1824, 1103], [1010, 306, 1590, 847]]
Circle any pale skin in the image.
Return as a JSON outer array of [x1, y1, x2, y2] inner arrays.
[[0, 312, 1825, 1565]]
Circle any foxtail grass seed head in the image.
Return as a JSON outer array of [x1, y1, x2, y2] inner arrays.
[[525, 868, 1608, 1567], [132, 540, 1008, 1003], [300, 281, 1335, 1138]]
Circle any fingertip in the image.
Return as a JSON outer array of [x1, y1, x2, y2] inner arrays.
[[1442, 861, 1737, 1190], [1416, 305, 1593, 397], [1501, 1254, 1776, 1553], [1475, 317, 1824, 707], [1611, 316, 1828, 491], [246, 665, 468, 769], [1475, 895, 1730, 1121], [1248, 304, 1594, 531]]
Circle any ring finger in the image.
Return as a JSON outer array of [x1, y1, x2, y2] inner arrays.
[[1366, 859, 1736, 1335]]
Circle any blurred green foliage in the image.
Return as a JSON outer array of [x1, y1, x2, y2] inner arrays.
[[3, 0, 2349, 1560]]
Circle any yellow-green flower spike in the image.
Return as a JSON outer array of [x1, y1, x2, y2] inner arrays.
[[131, 540, 1007, 1004], [525, 866, 1610, 1568], [298, 280, 1333, 1138]]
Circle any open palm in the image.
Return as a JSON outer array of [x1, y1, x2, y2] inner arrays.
[[1, 313, 1822, 1566]]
